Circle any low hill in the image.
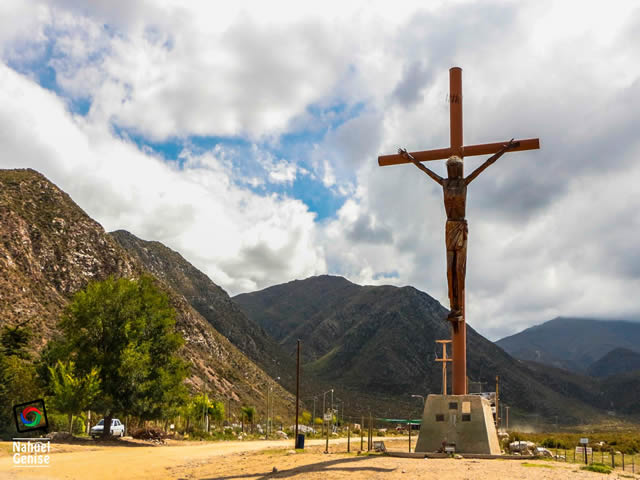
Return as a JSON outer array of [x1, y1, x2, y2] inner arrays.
[[601, 370, 640, 414], [0, 169, 292, 415], [496, 317, 640, 373], [587, 348, 640, 378]]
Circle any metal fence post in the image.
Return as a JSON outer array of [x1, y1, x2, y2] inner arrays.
[[612, 450, 615, 469]]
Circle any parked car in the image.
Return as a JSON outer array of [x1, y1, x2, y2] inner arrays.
[[91, 418, 125, 438]]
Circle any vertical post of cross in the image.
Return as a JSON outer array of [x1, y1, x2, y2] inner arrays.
[[449, 66, 467, 395], [449, 67, 463, 157]]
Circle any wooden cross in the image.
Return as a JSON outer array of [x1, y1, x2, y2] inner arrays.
[[435, 340, 452, 396], [378, 67, 540, 396]]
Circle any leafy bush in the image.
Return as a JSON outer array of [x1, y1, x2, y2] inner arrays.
[[541, 437, 556, 448], [187, 430, 213, 441], [540, 437, 570, 449], [581, 463, 611, 474], [49, 413, 86, 435]]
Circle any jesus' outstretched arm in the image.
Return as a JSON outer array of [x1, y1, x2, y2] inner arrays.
[[398, 148, 444, 186], [464, 139, 519, 185]]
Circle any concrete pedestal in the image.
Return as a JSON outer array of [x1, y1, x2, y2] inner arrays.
[[414, 394, 501, 454]]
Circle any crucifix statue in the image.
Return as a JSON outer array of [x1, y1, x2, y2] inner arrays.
[[378, 67, 540, 395]]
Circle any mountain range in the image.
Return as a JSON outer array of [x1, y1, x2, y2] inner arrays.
[[2, 168, 640, 426], [233, 276, 628, 423], [496, 317, 640, 373]]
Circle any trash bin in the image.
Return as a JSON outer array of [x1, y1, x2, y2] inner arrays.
[[295, 433, 305, 449]]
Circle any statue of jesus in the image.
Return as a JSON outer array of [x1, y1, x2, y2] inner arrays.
[[399, 139, 518, 322]]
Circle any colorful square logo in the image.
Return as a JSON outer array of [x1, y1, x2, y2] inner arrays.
[[13, 399, 49, 433]]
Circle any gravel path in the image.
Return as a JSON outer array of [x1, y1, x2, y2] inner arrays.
[[1, 438, 637, 480]]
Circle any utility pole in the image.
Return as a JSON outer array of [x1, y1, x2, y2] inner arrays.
[[322, 389, 333, 437], [265, 376, 280, 439], [265, 386, 269, 439], [495, 375, 500, 429], [505, 406, 509, 430], [330, 389, 334, 433], [294, 339, 301, 449], [436, 340, 452, 395], [368, 411, 373, 451], [325, 417, 329, 454], [335, 398, 343, 429]]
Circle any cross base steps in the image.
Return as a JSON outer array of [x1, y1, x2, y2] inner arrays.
[[414, 394, 501, 455]]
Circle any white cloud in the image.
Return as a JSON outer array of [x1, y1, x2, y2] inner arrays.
[[1, 0, 640, 341], [0, 63, 326, 294]]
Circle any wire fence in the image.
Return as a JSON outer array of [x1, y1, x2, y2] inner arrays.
[[550, 448, 638, 473]]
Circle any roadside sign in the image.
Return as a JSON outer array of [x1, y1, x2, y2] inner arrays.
[[373, 441, 387, 452], [323, 413, 332, 422], [580, 438, 589, 444], [576, 447, 593, 454]]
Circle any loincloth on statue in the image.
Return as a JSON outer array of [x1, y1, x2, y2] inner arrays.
[[446, 219, 468, 251]]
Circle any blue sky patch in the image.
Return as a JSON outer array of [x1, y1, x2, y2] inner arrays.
[[7, 29, 360, 222]]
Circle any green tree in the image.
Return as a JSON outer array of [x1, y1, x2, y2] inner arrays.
[[241, 406, 257, 433], [299, 410, 311, 425], [47, 361, 100, 434], [208, 400, 225, 427], [0, 324, 40, 437], [190, 393, 212, 431], [0, 324, 31, 358], [182, 394, 224, 433], [50, 275, 188, 438]]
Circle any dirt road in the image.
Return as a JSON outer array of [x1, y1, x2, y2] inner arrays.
[[2, 436, 366, 480], [1, 437, 637, 480]]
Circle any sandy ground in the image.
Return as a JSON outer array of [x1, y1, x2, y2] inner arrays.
[[1, 437, 638, 480]]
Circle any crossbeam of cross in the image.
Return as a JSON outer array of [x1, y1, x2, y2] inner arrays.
[[378, 68, 539, 166]]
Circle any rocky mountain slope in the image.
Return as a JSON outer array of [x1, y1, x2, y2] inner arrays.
[[496, 317, 640, 373], [110, 229, 297, 388], [234, 276, 613, 424], [0, 169, 292, 414]]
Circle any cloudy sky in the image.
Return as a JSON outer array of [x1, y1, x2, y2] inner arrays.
[[1, 0, 639, 340]]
